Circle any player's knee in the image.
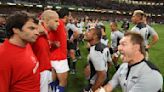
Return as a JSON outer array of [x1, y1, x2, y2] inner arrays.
[[57, 73, 68, 86], [69, 50, 76, 59], [58, 78, 67, 87]]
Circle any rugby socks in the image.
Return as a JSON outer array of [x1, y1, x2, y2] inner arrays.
[[72, 59, 77, 71], [54, 80, 59, 90], [67, 56, 71, 68], [56, 85, 65, 92], [76, 48, 81, 58], [49, 80, 59, 91], [49, 81, 55, 90]]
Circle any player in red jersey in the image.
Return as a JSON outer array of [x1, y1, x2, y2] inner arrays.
[[48, 8, 70, 92], [0, 11, 40, 92], [32, 10, 59, 92]]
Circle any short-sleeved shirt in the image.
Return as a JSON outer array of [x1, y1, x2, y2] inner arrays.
[[76, 22, 84, 34], [49, 19, 67, 60], [66, 23, 78, 39], [88, 42, 112, 84], [110, 30, 124, 51], [146, 24, 158, 38], [131, 23, 157, 46], [32, 34, 51, 72], [0, 40, 40, 92], [101, 35, 109, 46], [66, 23, 79, 50], [109, 59, 163, 92]]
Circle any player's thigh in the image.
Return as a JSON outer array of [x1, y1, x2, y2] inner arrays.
[[57, 72, 68, 82]]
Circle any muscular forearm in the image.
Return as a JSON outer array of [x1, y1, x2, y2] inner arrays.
[[95, 83, 113, 92], [91, 71, 106, 91], [147, 35, 159, 48]]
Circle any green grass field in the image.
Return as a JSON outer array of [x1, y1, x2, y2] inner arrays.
[[65, 22, 164, 92]]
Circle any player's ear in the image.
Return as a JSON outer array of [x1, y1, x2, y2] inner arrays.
[[12, 28, 20, 34]]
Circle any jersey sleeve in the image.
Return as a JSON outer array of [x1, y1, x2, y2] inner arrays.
[[66, 23, 70, 31], [108, 68, 120, 89], [131, 26, 139, 32], [147, 25, 158, 36], [118, 31, 124, 39], [70, 24, 78, 32], [108, 63, 128, 89], [103, 48, 112, 63], [129, 71, 163, 92]]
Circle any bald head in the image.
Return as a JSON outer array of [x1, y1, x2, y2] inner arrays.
[[40, 10, 59, 31], [41, 10, 59, 22]]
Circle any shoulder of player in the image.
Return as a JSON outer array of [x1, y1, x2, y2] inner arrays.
[[143, 60, 160, 72], [95, 42, 108, 53], [136, 22, 146, 29], [102, 35, 108, 40]]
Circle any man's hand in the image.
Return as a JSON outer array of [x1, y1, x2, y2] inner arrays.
[[50, 41, 60, 50], [54, 41, 60, 48], [95, 87, 106, 92], [95, 83, 113, 92], [146, 44, 151, 49]]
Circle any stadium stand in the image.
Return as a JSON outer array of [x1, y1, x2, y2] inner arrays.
[[0, 0, 163, 42], [0, 16, 6, 43]]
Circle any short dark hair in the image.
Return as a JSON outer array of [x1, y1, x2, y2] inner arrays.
[[5, 11, 38, 38], [124, 32, 146, 56], [97, 25, 106, 32], [111, 21, 118, 27], [94, 26, 102, 40], [57, 8, 69, 18]]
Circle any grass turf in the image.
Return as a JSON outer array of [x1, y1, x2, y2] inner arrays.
[[65, 22, 164, 92]]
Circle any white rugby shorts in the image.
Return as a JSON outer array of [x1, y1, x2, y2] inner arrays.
[[51, 59, 69, 73], [40, 70, 53, 92]]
